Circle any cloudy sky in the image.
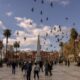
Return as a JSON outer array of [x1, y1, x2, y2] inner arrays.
[[0, 0, 80, 51]]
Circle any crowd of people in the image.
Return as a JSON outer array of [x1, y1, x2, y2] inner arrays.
[[0, 58, 70, 80], [6, 59, 54, 80]]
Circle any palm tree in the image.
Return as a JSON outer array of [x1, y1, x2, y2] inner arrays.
[[13, 41, 20, 53], [3, 29, 11, 54], [70, 28, 78, 61], [70, 28, 78, 40], [0, 40, 3, 49], [0, 40, 3, 60]]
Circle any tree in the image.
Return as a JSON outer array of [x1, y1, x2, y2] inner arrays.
[[3, 29, 11, 54], [63, 42, 74, 58], [0, 40, 3, 50], [13, 41, 20, 53], [0, 40, 3, 59], [70, 28, 78, 40], [70, 28, 78, 61]]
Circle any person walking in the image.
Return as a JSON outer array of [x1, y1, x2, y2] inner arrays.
[[22, 61, 27, 72], [67, 59, 70, 67], [48, 61, 53, 76], [26, 61, 32, 80], [39, 61, 43, 72], [34, 63, 40, 80], [11, 59, 16, 74], [44, 60, 49, 76]]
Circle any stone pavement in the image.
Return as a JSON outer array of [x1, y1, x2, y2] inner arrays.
[[0, 64, 80, 80]]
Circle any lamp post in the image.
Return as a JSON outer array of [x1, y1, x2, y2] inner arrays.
[[59, 42, 64, 57], [74, 39, 77, 61]]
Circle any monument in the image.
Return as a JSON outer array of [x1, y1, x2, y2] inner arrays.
[[35, 35, 41, 63]]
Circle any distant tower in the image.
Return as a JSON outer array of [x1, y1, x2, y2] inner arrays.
[[35, 35, 41, 63]]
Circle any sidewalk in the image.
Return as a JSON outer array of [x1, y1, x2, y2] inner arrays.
[[0, 64, 80, 80]]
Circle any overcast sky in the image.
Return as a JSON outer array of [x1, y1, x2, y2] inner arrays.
[[0, 0, 80, 51]]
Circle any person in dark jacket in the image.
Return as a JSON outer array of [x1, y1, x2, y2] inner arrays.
[[26, 61, 32, 80], [22, 61, 27, 72], [44, 60, 49, 76], [48, 61, 53, 76], [11, 60, 16, 74], [67, 59, 70, 67], [39, 61, 43, 72]]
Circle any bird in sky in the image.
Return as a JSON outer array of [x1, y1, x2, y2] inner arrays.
[[34, 0, 37, 2], [59, 25, 61, 32], [31, 7, 34, 12], [41, 0, 44, 4], [24, 37, 26, 40], [46, 33, 48, 37], [50, 44, 52, 47], [29, 22, 32, 25], [50, 2, 53, 7], [57, 38, 60, 42], [46, 17, 48, 21], [16, 31, 19, 36], [40, 10, 43, 15], [65, 17, 69, 20], [73, 22, 76, 26], [40, 18, 43, 22]]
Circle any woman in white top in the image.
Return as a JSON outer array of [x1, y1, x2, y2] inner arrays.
[[34, 63, 40, 80]]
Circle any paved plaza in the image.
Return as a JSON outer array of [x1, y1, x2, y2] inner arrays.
[[0, 64, 80, 80]]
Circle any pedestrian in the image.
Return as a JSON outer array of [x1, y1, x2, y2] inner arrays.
[[64, 59, 67, 66], [39, 61, 43, 72], [48, 61, 53, 76], [11, 59, 16, 74], [34, 63, 40, 80], [21, 61, 27, 72], [44, 60, 49, 76], [67, 59, 70, 67], [26, 61, 32, 80], [22, 61, 28, 77]]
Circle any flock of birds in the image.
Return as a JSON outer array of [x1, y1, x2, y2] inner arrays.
[[16, 0, 76, 51], [16, 25, 69, 51], [31, 0, 53, 23], [42, 25, 69, 51]]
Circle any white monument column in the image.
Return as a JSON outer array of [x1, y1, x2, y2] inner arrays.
[[35, 35, 41, 63]]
